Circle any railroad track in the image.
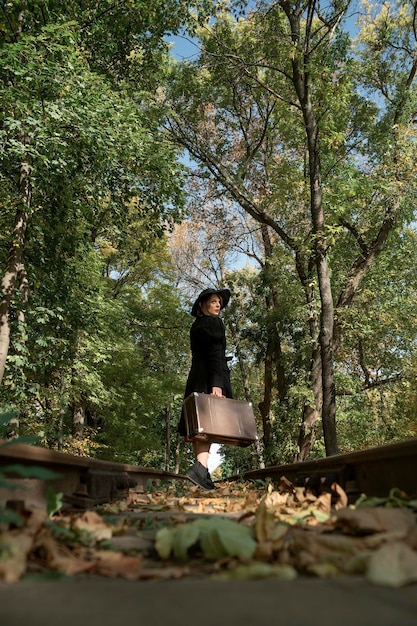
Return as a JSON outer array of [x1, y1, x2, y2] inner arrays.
[[245, 438, 417, 502], [1, 437, 416, 510], [0, 441, 189, 510]]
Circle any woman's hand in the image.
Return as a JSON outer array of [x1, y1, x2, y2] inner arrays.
[[211, 387, 224, 397]]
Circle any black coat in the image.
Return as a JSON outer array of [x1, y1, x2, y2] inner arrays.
[[177, 314, 232, 436]]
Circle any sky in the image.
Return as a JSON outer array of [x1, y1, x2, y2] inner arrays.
[[167, 32, 201, 62], [208, 443, 223, 472]]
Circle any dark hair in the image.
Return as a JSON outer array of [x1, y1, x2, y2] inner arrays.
[[191, 288, 231, 317], [197, 293, 223, 316]]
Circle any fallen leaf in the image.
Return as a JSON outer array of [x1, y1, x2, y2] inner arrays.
[[289, 527, 366, 573], [200, 517, 257, 560], [0, 532, 33, 583], [40, 534, 95, 576], [331, 482, 349, 510], [72, 511, 113, 541], [307, 561, 340, 578], [2, 475, 416, 588], [277, 476, 294, 492], [366, 542, 417, 587], [93, 549, 142, 580], [254, 493, 283, 543], [355, 488, 417, 512], [172, 523, 201, 561], [334, 507, 416, 536], [311, 509, 331, 523], [155, 517, 256, 562], [155, 527, 174, 560]]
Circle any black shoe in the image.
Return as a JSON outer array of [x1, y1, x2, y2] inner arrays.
[[187, 461, 213, 490]]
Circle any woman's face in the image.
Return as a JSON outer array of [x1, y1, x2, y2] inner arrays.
[[201, 294, 222, 317]]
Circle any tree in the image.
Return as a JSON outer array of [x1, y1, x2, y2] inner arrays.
[[0, 1, 214, 459], [164, 0, 417, 458]]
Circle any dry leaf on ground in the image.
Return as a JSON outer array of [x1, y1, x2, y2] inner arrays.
[[366, 542, 417, 587], [334, 506, 416, 536], [1, 476, 416, 586]]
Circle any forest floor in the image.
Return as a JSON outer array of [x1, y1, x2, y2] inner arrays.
[[1, 475, 417, 587]]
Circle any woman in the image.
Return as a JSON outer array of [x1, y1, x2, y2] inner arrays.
[[178, 287, 233, 490]]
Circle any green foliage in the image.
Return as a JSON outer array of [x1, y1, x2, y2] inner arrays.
[[45, 486, 64, 518], [0, 0, 212, 469], [355, 488, 417, 512], [163, 0, 417, 467], [155, 516, 257, 561], [1, 0, 416, 472]]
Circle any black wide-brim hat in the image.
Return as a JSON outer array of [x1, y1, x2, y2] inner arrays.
[[191, 288, 231, 317]]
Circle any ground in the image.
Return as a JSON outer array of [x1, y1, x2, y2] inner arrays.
[[1, 476, 417, 586]]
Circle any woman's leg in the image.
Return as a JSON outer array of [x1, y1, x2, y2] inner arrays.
[[192, 440, 211, 467]]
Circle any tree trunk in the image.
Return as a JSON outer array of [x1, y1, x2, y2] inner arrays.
[[258, 225, 287, 463], [164, 405, 171, 471], [316, 252, 338, 455], [308, 136, 338, 455], [284, 1, 338, 455], [296, 260, 323, 460], [5, 263, 31, 439], [0, 156, 31, 384], [258, 340, 274, 458], [72, 401, 85, 439], [16, 263, 29, 324], [261, 225, 287, 405], [58, 376, 66, 452], [308, 116, 337, 455], [174, 434, 181, 474], [295, 342, 322, 461]]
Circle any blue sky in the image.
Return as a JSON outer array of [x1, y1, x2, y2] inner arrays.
[[167, 32, 201, 62]]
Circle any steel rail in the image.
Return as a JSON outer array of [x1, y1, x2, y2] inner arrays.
[[244, 438, 417, 501], [1, 437, 416, 510], [0, 440, 189, 510]]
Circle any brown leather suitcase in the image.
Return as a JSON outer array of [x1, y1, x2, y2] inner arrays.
[[183, 392, 258, 447]]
